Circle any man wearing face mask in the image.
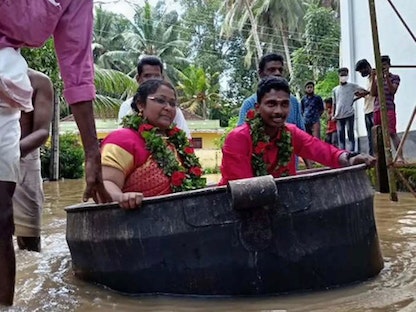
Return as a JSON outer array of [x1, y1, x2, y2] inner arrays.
[[331, 67, 367, 151]]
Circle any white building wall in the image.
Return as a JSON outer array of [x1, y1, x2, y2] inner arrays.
[[340, 0, 416, 141]]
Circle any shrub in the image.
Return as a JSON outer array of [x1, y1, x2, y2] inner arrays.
[[41, 132, 84, 179], [367, 166, 416, 192], [395, 166, 416, 192], [40, 144, 51, 179], [204, 167, 220, 174], [315, 70, 339, 100]]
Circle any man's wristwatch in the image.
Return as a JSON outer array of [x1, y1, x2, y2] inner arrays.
[[346, 152, 360, 165]]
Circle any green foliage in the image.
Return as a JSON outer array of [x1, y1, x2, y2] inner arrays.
[[291, 3, 339, 93], [304, 3, 340, 79], [320, 110, 330, 140], [41, 133, 84, 179], [93, 67, 137, 118], [178, 0, 249, 123], [20, 39, 70, 118], [367, 166, 416, 192], [89, 1, 341, 126], [40, 145, 52, 179], [21, 39, 60, 84], [223, 35, 258, 104], [178, 0, 225, 75], [396, 167, 416, 192], [204, 167, 220, 174], [210, 99, 240, 127], [317, 69, 338, 140], [93, 2, 188, 85], [177, 65, 221, 119], [315, 70, 339, 100], [220, 0, 306, 70], [291, 47, 314, 95], [253, 0, 306, 74], [59, 133, 84, 179], [124, 2, 187, 83], [17, 1, 342, 127], [93, 5, 130, 67]]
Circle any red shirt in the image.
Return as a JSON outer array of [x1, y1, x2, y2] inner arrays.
[[219, 123, 344, 185], [327, 119, 337, 134]]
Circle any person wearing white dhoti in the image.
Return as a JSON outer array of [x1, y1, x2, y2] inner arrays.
[[12, 69, 53, 252], [13, 150, 44, 250]]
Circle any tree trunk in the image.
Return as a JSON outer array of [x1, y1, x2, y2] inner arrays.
[[243, 0, 263, 59], [202, 99, 207, 119], [321, 0, 331, 8], [280, 26, 293, 76], [50, 89, 60, 181]]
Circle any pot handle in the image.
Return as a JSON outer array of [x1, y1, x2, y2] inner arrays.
[[227, 175, 278, 210]]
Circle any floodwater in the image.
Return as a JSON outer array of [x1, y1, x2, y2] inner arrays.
[[4, 176, 416, 312]]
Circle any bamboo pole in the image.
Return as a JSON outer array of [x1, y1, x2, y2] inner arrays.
[[368, 0, 398, 201], [50, 89, 60, 181], [394, 168, 416, 197]]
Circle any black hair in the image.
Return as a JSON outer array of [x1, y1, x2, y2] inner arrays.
[[258, 53, 285, 72], [256, 76, 290, 103], [355, 59, 371, 71], [381, 55, 391, 65], [338, 67, 349, 74], [324, 97, 333, 105], [131, 79, 176, 112], [304, 81, 315, 88], [137, 56, 164, 77]]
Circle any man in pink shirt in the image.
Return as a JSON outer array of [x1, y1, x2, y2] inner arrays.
[[219, 77, 376, 185], [0, 0, 111, 306]]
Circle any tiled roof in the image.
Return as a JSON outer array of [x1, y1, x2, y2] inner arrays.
[[181, 109, 204, 120]]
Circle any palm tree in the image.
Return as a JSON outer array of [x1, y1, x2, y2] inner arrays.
[[118, 1, 189, 80], [221, 0, 263, 66], [252, 0, 305, 75], [220, 0, 305, 73], [93, 6, 131, 72], [93, 67, 137, 118], [93, 2, 189, 81], [176, 66, 221, 119]]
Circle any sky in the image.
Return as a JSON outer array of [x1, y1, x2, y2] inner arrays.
[[94, 0, 182, 20]]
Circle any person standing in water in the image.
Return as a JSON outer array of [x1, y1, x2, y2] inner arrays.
[[13, 69, 54, 252]]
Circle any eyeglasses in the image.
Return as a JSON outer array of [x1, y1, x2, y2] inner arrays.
[[147, 96, 177, 108]]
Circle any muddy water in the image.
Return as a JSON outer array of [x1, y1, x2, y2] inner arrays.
[[4, 177, 416, 312]]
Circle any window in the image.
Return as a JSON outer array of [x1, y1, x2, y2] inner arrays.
[[191, 137, 202, 149]]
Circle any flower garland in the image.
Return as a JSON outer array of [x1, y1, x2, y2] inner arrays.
[[246, 110, 293, 177], [122, 114, 206, 192]]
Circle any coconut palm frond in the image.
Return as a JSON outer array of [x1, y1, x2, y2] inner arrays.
[[94, 67, 137, 101], [93, 94, 122, 118]]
